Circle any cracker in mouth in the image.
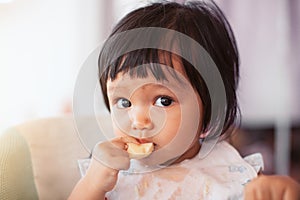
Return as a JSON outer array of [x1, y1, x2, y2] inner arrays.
[[126, 142, 154, 159]]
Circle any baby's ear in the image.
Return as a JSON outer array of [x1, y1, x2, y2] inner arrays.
[[199, 132, 209, 139]]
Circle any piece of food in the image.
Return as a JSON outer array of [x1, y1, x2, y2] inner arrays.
[[126, 142, 154, 159]]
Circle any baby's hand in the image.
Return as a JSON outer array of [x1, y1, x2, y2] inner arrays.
[[69, 137, 138, 199], [244, 174, 300, 200], [86, 137, 139, 193]]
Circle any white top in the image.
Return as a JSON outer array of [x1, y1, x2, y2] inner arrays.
[[78, 141, 263, 200]]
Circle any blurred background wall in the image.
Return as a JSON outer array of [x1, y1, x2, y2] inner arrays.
[[0, 0, 104, 130], [214, 0, 300, 179], [0, 0, 299, 178]]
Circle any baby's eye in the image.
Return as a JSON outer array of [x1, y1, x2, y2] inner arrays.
[[154, 96, 174, 107], [116, 98, 131, 108]]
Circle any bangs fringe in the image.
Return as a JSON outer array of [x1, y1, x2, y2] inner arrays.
[[108, 49, 182, 83]]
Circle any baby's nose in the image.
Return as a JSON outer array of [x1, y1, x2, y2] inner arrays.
[[129, 107, 154, 130]]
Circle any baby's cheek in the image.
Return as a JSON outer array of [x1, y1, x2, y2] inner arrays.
[[155, 123, 180, 147], [111, 109, 132, 135], [112, 122, 127, 137], [114, 131, 125, 137]]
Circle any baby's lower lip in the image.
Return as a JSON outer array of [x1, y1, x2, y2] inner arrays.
[[137, 139, 150, 144], [136, 138, 157, 147]]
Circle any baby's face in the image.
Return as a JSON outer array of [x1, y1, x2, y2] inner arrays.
[[107, 63, 204, 164]]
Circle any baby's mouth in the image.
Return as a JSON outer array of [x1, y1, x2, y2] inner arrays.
[[136, 138, 156, 147], [128, 137, 157, 153], [137, 138, 150, 144], [126, 141, 155, 159]]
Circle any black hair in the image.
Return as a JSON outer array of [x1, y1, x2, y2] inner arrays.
[[98, 0, 240, 138]]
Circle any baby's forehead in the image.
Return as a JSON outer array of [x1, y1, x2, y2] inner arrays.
[[107, 68, 189, 93]]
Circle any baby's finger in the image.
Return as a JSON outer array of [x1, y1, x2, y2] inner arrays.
[[255, 188, 271, 200], [111, 136, 139, 149], [244, 184, 255, 200], [283, 189, 300, 200], [92, 141, 130, 170], [244, 177, 271, 200], [282, 180, 300, 200]]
